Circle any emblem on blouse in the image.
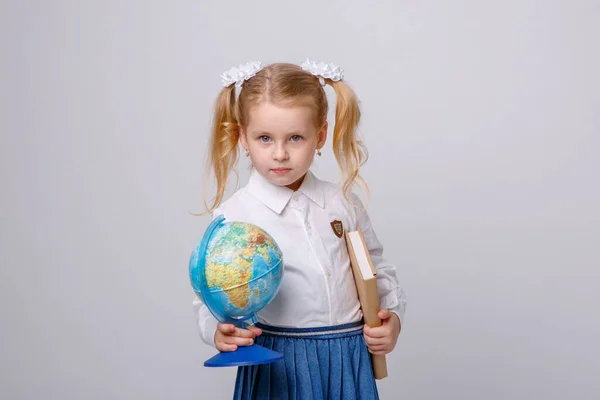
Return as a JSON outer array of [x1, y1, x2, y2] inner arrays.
[[330, 220, 343, 238]]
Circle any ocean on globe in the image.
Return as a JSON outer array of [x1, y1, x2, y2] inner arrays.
[[189, 215, 283, 327]]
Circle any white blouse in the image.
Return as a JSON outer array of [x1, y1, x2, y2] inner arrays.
[[193, 169, 407, 347]]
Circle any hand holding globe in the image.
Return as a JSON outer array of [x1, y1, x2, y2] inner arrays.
[[214, 322, 263, 352]]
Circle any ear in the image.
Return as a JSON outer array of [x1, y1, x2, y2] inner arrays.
[[316, 121, 328, 149]]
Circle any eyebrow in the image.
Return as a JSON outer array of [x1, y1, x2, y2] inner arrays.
[[252, 131, 303, 136]]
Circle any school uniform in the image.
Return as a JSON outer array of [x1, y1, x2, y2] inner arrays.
[[193, 169, 407, 399]]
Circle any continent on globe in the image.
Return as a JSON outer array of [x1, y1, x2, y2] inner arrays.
[[204, 221, 280, 310]]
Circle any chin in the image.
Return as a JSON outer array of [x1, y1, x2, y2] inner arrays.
[[266, 171, 302, 187], [269, 175, 296, 186]]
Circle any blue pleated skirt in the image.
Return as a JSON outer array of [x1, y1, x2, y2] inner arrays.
[[233, 321, 379, 400]]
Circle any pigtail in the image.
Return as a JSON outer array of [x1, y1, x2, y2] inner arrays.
[[201, 85, 240, 214], [328, 80, 370, 206]]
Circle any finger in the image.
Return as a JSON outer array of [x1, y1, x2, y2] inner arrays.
[[366, 342, 388, 351], [363, 335, 388, 346], [232, 327, 256, 338], [216, 342, 238, 352], [363, 325, 371, 336], [363, 326, 388, 339], [378, 309, 390, 320], [363, 325, 382, 336], [367, 343, 389, 353], [364, 333, 391, 347], [247, 326, 263, 336], [368, 348, 388, 355], [222, 334, 244, 345], [217, 323, 236, 334], [232, 336, 255, 347]]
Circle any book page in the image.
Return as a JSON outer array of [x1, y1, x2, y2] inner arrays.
[[348, 231, 374, 279]]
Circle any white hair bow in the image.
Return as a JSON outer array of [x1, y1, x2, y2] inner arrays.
[[220, 61, 264, 88], [301, 58, 344, 86]]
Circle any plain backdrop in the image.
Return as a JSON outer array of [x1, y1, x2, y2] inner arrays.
[[1, 1, 599, 399]]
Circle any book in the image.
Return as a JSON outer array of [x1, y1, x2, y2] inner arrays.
[[345, 227, 388, 380]]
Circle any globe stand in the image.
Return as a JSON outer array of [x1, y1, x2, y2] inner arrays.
[[204, 345, 283, 367]]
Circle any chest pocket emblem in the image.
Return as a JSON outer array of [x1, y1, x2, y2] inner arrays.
[[330, 220, 343, 238]]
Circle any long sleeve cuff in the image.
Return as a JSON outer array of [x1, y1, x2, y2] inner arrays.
[[193, 295, 219, 348], [380, 287, 407, 327], [201, 317, 218, 348]]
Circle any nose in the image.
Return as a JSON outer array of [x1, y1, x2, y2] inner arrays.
[[272, 142, 289, 161]]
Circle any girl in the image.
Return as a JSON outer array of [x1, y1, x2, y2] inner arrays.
[[193, 59, 407, 399]]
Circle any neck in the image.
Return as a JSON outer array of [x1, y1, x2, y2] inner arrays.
[[285, 174, 306, 191]]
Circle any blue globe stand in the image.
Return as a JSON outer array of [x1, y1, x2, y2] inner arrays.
[[204, 344, 284, 367], [190, 214, 285, 368]]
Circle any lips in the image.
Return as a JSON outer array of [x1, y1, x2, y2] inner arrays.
[[271, 168, 291, 175]]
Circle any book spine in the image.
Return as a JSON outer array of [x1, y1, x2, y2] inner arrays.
[[362, 278, 388, 379]]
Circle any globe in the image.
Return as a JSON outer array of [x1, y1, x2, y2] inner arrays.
[[189, 214, 284, 367]]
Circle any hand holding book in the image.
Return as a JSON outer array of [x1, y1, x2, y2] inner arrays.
[[363, 309, 401, 355]]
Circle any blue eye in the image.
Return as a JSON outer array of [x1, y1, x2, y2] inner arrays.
[[259, 136, 271, 143], [290, 135, 302, 142]]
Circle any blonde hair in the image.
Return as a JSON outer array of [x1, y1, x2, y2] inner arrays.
[[202, 63, 369, 214]]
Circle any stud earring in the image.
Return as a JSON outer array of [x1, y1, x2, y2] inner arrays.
[[316, 148, 322, 156]]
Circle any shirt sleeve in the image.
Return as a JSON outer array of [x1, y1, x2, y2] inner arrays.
[[191, 210, 223, 348], [352, 194, 408, 327], [192, 295, 219, 348]]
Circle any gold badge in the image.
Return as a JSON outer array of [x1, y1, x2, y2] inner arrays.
[[330, 220, 343, 238]]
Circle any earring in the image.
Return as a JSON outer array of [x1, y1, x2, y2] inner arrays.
[[245, 149, 249, 157], [316, 148, 322, 156]]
